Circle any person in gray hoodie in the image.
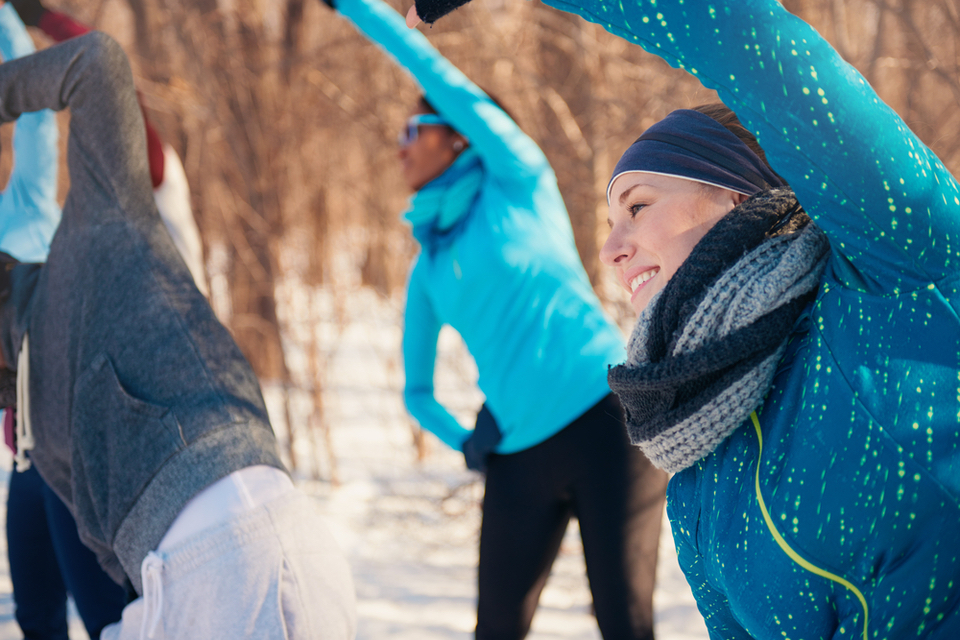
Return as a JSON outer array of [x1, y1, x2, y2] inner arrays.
[[0, 31, 356, 639]]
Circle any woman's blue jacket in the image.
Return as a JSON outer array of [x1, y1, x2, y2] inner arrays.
[[339, 0, 626, 454], [0, 3, 60, 262], [537, 0, 960, 637]]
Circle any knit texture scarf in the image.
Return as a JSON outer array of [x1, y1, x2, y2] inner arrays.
[[403, 147, 483, 253], [608, 189, 830, 472]]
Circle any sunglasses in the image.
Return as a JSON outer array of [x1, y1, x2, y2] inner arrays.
[[398, 114, 448, 148]]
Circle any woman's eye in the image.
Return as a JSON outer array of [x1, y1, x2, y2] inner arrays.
[[628, 203, 647, 218]]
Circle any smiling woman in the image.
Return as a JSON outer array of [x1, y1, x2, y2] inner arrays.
[[601, 105, 790, 314], [532, 0, 960, 637], [603, 172, 745, 314], [604, 110, 776, 306]]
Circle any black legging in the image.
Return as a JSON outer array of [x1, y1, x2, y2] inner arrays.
[[476, 394, 668, 640], [7, 465, 127, 639]]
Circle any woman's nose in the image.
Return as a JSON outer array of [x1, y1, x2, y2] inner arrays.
[[600, 225, 632, 267]]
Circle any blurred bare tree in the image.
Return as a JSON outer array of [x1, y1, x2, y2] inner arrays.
[[17, 0, 960, 475]]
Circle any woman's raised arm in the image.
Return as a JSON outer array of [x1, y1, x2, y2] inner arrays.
[[336, 0, 550, 185], [545, 0, 959, 295]]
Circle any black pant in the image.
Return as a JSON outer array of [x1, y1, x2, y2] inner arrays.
[[476, 394, 668, 640], [7, 465, 126, 639]]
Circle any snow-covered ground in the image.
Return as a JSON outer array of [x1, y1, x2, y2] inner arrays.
[[0, 286, 709, 639]]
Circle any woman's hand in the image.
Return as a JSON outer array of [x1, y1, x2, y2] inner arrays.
[[462, 404, 502, 473]]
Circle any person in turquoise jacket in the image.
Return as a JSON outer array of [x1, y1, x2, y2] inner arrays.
[[407, 0, 960, 637], [333, 0, 669, 637]]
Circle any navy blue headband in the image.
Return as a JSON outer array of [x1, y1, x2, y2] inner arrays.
[[606, 109, 784, 204]]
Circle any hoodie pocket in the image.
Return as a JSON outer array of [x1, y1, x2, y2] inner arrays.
[[70, 352, 186, 548]]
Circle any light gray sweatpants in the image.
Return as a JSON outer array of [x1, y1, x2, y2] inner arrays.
[[101, 490, 357, 639]]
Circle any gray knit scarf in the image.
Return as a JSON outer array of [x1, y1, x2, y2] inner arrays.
[[608, 189, 829, 473]]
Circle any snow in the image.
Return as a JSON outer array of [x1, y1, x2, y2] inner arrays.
[[0, 285, 709, 639]]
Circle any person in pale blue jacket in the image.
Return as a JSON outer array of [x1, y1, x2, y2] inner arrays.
[[0, 1, 58, 264], [334, 0, 668, 637]]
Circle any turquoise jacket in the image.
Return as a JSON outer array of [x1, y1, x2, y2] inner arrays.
[[539, 0, 960, 637], [0, 3, 60, 262], [338, 0, 625, 453]]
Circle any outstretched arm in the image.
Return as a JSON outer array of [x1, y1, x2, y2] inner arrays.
[[541, 0, 959, 295], [0, 32, 155, 226], [402, 263, 471, 451], [413, 0, 960, 294], [336, 0, 550, 186], [19, 2, 167, 189]]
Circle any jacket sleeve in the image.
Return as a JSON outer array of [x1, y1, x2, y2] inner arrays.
[[336, 0, 551, 188], [36, 9, 166, 189], [541, 0, 960, 296], [675, 544, 754, 639], [668, 484, 756, 639], [0, 2, 60, 258], [0, 32, 154, 227], [402, 260, 471, 450]]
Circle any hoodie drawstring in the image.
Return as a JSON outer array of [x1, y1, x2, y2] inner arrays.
[[140, 552, 164, 639], [14, 333, 32, 472]]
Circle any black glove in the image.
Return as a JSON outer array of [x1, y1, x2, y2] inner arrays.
[[462, 403, 501, 473], [10, 0, 47, 27], [414, 0, 473, 24]]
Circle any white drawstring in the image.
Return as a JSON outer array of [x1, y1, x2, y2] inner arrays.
[[140, 552, 165, 639], [14, 333, 32, 472]]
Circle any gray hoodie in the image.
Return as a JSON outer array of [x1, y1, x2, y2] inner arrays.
[[0, 32, 285, 594]]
